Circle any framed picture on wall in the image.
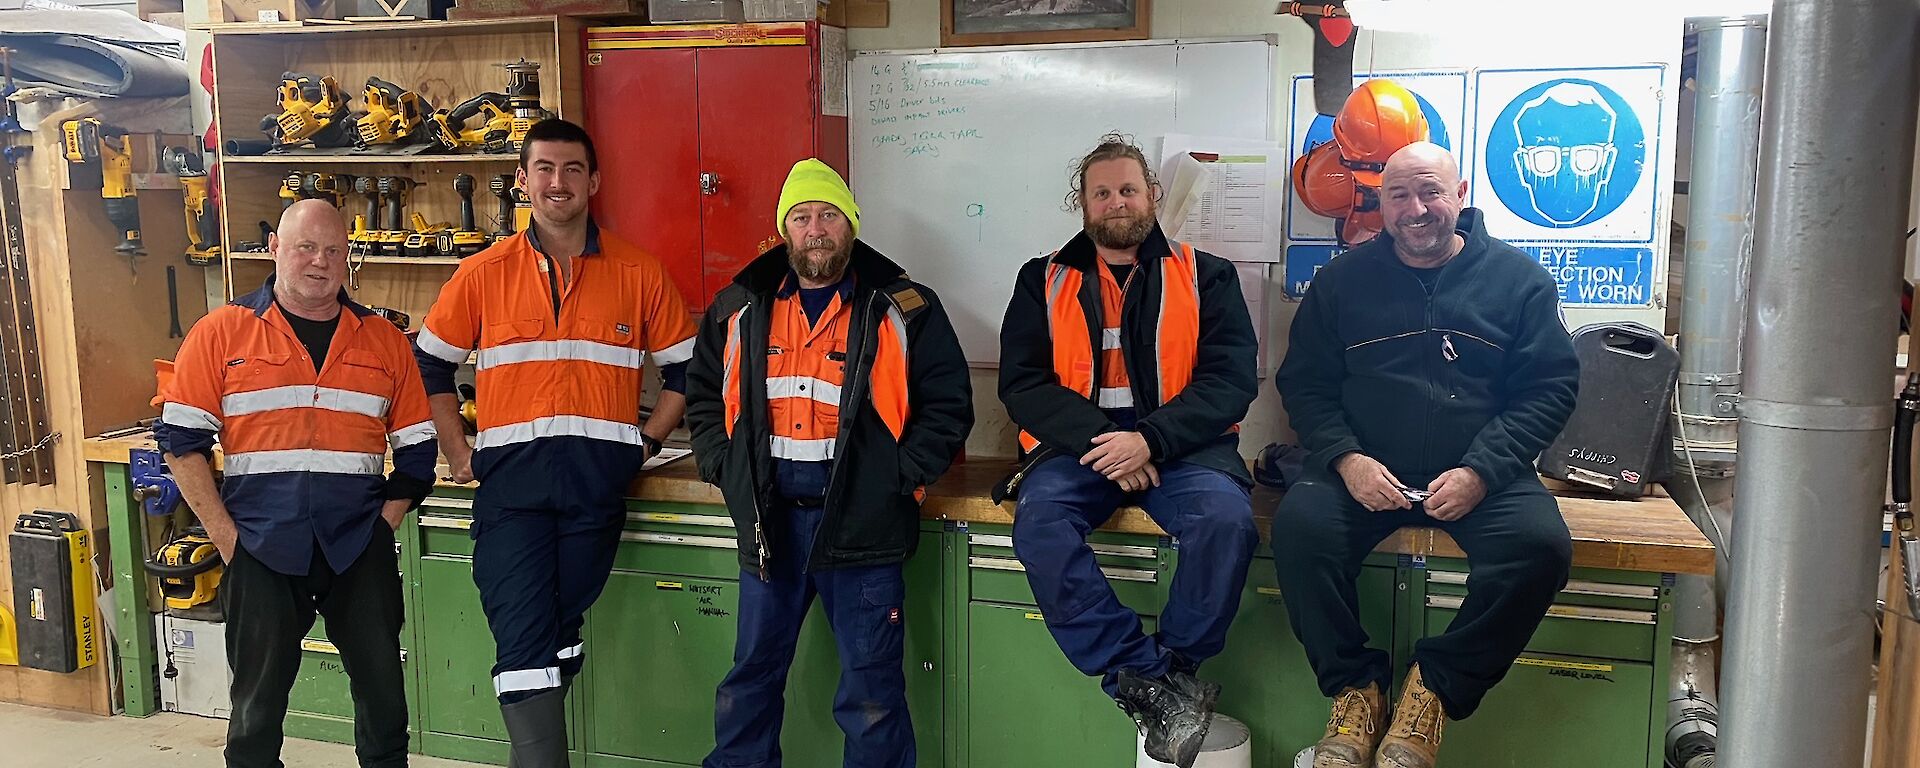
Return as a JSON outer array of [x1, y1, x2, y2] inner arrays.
[[940, 0, 1151, 47]]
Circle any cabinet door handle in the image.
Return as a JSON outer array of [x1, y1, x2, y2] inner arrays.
[[700, 172, 719, 196]]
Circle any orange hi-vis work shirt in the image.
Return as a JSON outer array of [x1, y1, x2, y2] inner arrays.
[[156, 278, 437, 576], [766, 279, 852, 465], [415, 223, 696, 494]]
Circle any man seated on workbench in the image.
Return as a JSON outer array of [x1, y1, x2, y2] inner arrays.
[[1273, 142, 1580, 768], [997, 134, 1261, 768], [155, 199, 437, 768]]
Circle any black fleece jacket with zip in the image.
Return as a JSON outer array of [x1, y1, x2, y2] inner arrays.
[[999, 224, 1259, 483], [1276, 208, 1579, 491]]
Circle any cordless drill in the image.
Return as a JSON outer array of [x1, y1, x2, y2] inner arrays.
[[300, 172, 355, 208], [279, 170, 303, 211], [488, 173, 517, 243], [162, 147, 221, 266], [376, 176, 414, 256], [61, 117, 143, 256], [437, 173, 488, 258], [350, 176, 382, 257]]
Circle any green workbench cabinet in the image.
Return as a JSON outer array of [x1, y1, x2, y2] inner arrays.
[[283, 518, 421, 749], [1205, 555, 1398, 767], [1407, 558, 1673, 768]]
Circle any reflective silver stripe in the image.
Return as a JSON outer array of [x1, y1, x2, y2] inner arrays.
[[1101, 327, 1122, 350], [766, 375, 843, 404], [1097, 387, 1134, 408], [388, 420, 437, 449], [224, 449, 385, 476], [478, 339, 641, 372], [884, 304, 910, 371], [493, 667, 561, 695], [722, 308, 744, 403], [769, 435, 835, 461], [1045, 262, 1073, 309], [651, 335, 695, 366], [475, 415, 643, 450], [417, 327, 469, 365], [223, 386, 389, 419], [555, 643, 584, 660], [161, 402, 221, 431]]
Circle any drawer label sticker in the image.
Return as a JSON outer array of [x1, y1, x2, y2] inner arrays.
[[1024, 612, 1045, 622], [1518, 656, 1617, 684], [656, 581, 684, 590]]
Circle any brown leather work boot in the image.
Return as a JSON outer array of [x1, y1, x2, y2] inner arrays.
[[1375, 664, 1446, 768], [1311, 682, 1387, 768]]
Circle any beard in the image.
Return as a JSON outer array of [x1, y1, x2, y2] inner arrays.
[[788, 235, 853, 282], [1388, 211, 1458, 260], [1085, 205, 1156, 250]]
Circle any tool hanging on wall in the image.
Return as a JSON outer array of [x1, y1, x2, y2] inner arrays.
[[501, 59, 553, 151], [1281, 2, 1357, 116], [261, 72, 354, 151], [162, 147, 222, 266], [427, 91, 512, 153], [354, 77, 434, 149], [0, 48, 56, 485], [60, 117, 143, 259]]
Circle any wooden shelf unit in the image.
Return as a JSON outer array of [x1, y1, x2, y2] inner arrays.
[[210, 15, 585, 322]]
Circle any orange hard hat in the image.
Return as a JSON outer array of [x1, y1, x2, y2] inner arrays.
[[1292, 141, 1357, 219], [1342, 209, 1384, 246], [1333, 79, 1431, 187]]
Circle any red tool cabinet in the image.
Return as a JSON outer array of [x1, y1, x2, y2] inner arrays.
[[585, 22, 850, 310]]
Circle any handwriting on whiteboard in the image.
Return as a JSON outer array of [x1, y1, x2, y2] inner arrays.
[[863, 57, 1032, 159]]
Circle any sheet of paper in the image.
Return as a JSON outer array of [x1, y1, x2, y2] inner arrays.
[[643, 446, 693, 471], [1158, 134, 1286, 263]]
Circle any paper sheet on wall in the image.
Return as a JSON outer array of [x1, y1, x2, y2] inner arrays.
[[1157, 134, 1285, 263]]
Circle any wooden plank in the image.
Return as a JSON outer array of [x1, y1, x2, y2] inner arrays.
[[0, 127, 53, 484], [1872, 328, 1920, 767]]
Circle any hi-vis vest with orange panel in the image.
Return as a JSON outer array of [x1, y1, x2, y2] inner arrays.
[[718, 286, 913, 471], [1017, 241, 1203, 454]]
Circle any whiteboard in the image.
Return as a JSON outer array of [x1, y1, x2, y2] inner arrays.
[[850, 38, 1276, 365]]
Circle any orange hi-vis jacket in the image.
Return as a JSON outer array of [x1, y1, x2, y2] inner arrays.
[[722, 279, 911, 461], [155, 278, 438, 576], [1016, 240, 1204, 454], [998, 225, 1259, 484], [415, 224, 696, 497]]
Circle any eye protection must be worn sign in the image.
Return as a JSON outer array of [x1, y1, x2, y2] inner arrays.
[[1473, 65, 1666, 308]]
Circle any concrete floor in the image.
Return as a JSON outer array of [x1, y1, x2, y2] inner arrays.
[[0, 702, 485, 767]]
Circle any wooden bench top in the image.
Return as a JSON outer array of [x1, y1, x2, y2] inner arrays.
[[85, 432, 1714, 575]]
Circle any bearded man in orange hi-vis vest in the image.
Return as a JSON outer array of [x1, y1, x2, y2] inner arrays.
[[996, 133, 1261, 768], [687, 158, 973, 768]]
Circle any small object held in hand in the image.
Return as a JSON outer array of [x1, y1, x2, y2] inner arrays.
[[1397, 487, 1432, 503]]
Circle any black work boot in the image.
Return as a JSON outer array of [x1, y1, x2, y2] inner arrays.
[[1114, 669, 1218, 768], [501, 688, 569, 768]]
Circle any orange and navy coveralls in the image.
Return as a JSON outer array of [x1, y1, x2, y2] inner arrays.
[[155, 277, 434, 766], [686, 244, 972, 767], [414, 222, 695, 701], [996, 223, 1260, 695]]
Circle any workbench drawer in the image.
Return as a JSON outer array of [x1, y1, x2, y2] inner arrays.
[[964, 531, 1165, 612], [412, 555, 512, 748], [1206, 559, 1398, 765], [1423, 570, 1661, 663], [1436, 653, 1656, 768], [966, 600, 1149, 767], [284, 635, 412, 743]]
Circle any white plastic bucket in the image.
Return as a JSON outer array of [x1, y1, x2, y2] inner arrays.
[[1135, 713, 1252, 768]]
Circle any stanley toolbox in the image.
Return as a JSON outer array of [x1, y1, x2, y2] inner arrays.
[[10, 510, 99, 672]]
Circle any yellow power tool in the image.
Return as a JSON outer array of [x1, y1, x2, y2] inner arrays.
[[354, 77, 434, 148], [143, 528, 223, 611], [427, 91, 513, 153], [61, 117, 142, 256], [162, 147, 222, 266], [261, 72, 354, 150]]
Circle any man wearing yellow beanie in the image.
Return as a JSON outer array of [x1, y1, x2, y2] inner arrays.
[[687, 158, 973, 768]]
